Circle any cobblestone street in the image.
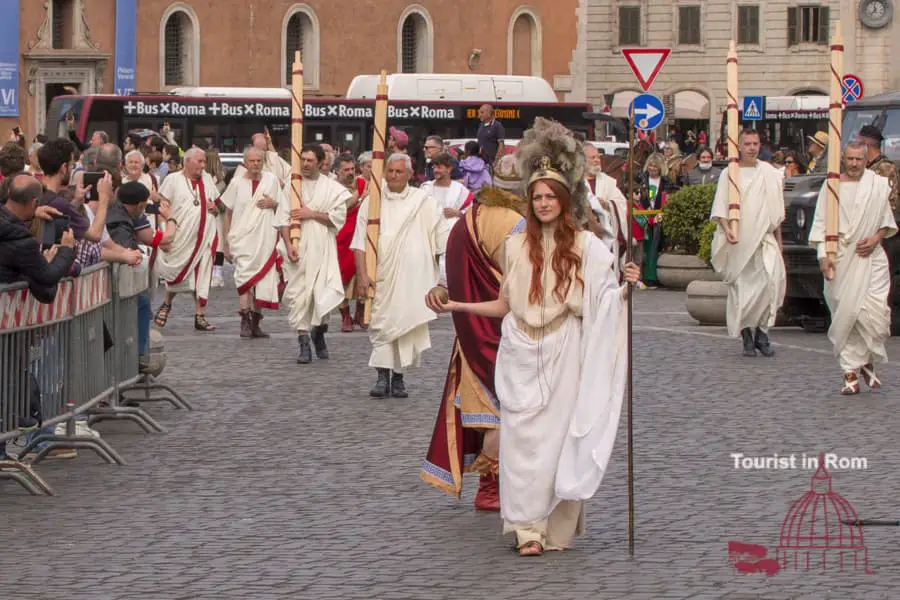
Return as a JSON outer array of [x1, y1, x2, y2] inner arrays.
[[3, 280, 900, 600]]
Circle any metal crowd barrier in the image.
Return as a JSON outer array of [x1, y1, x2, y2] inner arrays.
[[0, 262, 187, 496]]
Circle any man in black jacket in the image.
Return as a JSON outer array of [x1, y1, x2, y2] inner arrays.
[[0, 174, 76, 303]]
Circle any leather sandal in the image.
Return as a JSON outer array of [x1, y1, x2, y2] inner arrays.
[[860, 363, 881, 389], [841, 372, 860, 395], [518, 541, 544, 557], [194, 314, 216, 331], [154, 303, 171, 327]]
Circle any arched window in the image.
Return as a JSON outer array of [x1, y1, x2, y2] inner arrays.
[[507, 7, 542, 76], [282, 5, 320, 89], [160, 5, 200, 87], [397, 6, 433, 73]]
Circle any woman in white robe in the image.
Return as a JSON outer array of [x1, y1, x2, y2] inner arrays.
[[427, 171, 639, 556]]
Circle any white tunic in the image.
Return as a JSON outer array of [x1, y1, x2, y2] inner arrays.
[[495, 231, 627, 526], [219, 171, 290, 308], [280, 175, 351, 330], [156, 171, 221, 304], [421, 179, 472, 285], [710, 162, 786, 336], [350, 184, 450, 371], [808, 171, 898, 370]]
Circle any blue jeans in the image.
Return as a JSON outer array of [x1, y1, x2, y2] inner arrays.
[[138, 292, 151, 356]]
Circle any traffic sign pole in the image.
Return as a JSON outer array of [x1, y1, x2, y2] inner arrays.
[[625, 103, 635, 560]]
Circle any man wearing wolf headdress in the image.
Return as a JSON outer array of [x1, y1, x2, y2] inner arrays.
[[420, 153, 527, 511]]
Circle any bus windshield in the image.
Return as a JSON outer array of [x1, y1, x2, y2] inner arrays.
[[843, 107, 900, 161]]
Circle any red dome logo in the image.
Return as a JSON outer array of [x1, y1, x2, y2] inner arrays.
[[728, 452, 875, 576]]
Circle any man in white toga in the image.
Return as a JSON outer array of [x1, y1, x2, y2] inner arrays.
[[351, 153, 451, 398], [420, 151, 473, 284], [709, 128, 786, 357]]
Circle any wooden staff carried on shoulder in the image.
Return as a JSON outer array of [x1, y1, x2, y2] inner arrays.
[[825, 23, 843, 265], [362, 70, 389, 325], [289, 51, 305, 250], [726, 41, 741, 241]]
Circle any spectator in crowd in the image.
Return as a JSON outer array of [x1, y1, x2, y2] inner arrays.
[[0, 141, 27, 191], [358, 151, 373, 184], [640, 153, 675, 287], [27, 142, 44, 179], [123, 132, 143, 153], [458, 140, 492, 193], [476, 104, 505, 166], [683, 148, 721, 187], [167, 151, 183, 175], [387, 127, 409, 155], [783, 151, 806, 178], [37, 139, 101, 269], [0, 174, 76, 302], [107, 181, 173, 366], [146, 151, 165, 182], [422, 135, 462, 182], [805, 131, 828, 174]]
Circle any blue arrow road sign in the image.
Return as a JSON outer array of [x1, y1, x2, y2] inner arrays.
[[629, 93, 664, 131], [742, 96, 764, 121]]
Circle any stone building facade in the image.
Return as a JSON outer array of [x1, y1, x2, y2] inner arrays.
[[5, 0, 582, 140], [580, 0, 900, 147]]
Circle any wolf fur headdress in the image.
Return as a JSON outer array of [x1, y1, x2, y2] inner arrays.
[[515, 117, 590, 227]]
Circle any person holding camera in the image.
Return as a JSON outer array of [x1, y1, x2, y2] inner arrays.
[[0, 174, 76, 302]]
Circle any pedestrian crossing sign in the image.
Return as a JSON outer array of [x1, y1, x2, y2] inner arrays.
[[743, 96, 764, 121]]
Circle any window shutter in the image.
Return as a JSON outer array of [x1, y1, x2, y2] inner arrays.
[[817, 6, 830, 44], [787, 6, 798, 46]]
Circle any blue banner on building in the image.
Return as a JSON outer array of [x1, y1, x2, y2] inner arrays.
[[114, 0, 137, 96], [0, 0, 20, 117]]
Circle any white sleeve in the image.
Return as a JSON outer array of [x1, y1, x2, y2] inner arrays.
[[349, 198, 369, 252]]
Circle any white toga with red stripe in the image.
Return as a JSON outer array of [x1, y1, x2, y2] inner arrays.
[[219, 171, 289, 310], [156, 171, 220, 306]]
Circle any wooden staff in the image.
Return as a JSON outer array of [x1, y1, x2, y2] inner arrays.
[[726, 41, 741, 241], [289, 51, 305, 250], [825, 23, 843, 263], [362, 70, 389, 325], [625, 105, 636, 558]]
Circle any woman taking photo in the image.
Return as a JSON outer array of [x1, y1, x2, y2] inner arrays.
[[426, 118, 638, 557]]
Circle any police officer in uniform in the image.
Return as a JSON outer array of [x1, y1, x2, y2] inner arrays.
[[857, 124, 898, 210]]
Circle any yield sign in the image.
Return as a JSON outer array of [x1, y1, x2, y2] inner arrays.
[[622, 48, 671, 91]]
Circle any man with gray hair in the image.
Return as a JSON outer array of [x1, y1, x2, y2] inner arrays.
[[153, 147, 221, 331], [232, 132, 292, 190], [809, 141, 898, 395], [220, 146, 295, 338], [350, 152, 451, 398]]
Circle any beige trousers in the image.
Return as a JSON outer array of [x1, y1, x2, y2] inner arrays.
[[504, 500, 585, 550]]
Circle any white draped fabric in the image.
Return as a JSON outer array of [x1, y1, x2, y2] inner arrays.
[[280, 176, 351, 331], [495, 232, 627, 529], [219, 171, 289, 309], [421, 180, 472, 285], [710, 163, 786, 336], [156, 172, 220, 305], [808, 171, 898, 370], [350, 184, 450, 371]]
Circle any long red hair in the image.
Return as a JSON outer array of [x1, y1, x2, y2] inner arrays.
[[525, 179, 583, 305]]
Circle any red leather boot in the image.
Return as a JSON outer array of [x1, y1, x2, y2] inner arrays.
[[340, 306, 353, 332], [474, 473, 500, 512]]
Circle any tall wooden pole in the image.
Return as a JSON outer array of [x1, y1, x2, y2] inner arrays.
[[825, 23, 843, 263], [726, 41, 741, 241], [289, 51, 305, 250], [626, 106, 636, 558], [363, 70, 388, 325]]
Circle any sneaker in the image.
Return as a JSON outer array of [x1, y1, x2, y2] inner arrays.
[[54, 421, 101, 438], [636, 281, 648, 290]]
